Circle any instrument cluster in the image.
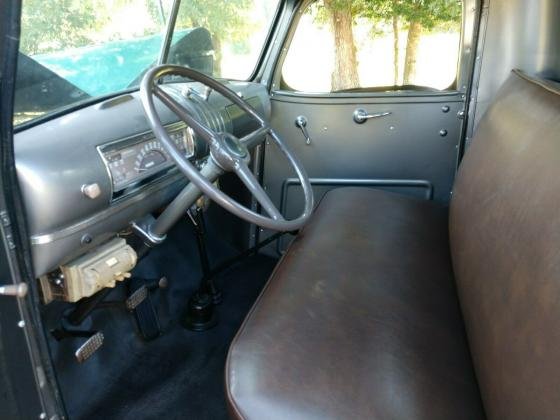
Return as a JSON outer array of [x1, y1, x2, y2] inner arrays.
[[99, 122, 196, 197]]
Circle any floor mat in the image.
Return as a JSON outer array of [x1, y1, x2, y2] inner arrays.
[[44, 220, 277, 420]]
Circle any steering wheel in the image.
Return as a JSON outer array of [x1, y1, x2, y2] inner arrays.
[[139, 65, 314, 234]]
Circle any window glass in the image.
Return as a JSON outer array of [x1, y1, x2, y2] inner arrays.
[[173, 0, 280, 80], [282, 0, 462, 93], [14, 0, 279, 126]]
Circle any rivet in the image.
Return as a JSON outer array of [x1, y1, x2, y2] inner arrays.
[[389, 126, 395, 131], [439, 129, 448, 137], [441, 105, 450, 113], [81, 234, 93, 245], [39, 413, 47, 419], [17, 320, 25, 328]]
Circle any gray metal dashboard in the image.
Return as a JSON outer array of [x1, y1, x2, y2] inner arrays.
[[15, 80, 270, 277]]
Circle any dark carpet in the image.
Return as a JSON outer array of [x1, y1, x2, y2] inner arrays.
[[42, 219, 277, 420]]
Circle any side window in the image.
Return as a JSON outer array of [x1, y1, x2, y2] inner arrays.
[[281, 0, 463, 93]]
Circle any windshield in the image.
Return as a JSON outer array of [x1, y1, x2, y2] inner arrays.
[[14, 0, 280, 127]]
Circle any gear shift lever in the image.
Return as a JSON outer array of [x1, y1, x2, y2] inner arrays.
[[183, 205, 220, 331]]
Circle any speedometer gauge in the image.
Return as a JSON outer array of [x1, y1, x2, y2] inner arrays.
[[135, 141, 167, 173]]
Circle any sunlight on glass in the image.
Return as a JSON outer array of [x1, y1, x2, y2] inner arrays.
[[174, 0, 280, 80], [283, 0, 462, 92]]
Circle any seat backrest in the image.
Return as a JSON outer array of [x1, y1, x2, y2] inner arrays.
[[450, 70, 560, 419]]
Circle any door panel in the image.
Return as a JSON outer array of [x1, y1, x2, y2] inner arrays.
[[260, 92, 463, 252]]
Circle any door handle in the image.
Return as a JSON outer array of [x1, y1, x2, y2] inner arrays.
[[295, 115, 311, 145], [353, 108, 391, 124]]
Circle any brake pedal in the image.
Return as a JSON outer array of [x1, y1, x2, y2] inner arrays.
[[126, 285, 148, 310], [75, 332, 104, 363]]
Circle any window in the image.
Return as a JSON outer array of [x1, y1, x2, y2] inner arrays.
[[282, 0, 463, 93], [14, 0, 280, 126], [173, 0, 280, 80]]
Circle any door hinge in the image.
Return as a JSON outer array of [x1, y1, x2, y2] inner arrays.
[[0, 210, 15, 249], [0, 210, 10, 227]]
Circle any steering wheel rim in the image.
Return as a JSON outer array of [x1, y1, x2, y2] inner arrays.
[[140, 64, 314, 232]]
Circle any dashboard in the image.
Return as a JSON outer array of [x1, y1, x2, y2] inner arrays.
[[15, 81, 271, 277]]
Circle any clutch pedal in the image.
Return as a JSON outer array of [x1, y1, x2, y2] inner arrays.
[[75, 332, 104, 363]]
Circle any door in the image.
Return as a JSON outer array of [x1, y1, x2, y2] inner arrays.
[[0, 1, 63, 418], [260, 0, 478, 252]]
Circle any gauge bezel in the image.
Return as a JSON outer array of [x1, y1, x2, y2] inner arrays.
[[97, 121, 195, 199]]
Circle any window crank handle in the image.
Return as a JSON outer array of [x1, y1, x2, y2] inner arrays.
[[295, 115, 311, 145]]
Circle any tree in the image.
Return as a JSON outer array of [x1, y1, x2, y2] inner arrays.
[[363, 0, 462, 85], [21, 0, 167, 55], [322, 0, 360, 90], [19, 0, 101, 55], [316, 0, 462, 89]]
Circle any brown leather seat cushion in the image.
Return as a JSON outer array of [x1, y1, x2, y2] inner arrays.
[[226, 188, 484, 419], [450, 71, 560, 419]]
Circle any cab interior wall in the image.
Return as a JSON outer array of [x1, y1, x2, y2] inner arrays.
[[471, 0, 560, 132], [8, 0, 560, 419]]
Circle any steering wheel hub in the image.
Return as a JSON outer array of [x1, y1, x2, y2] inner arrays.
[[222, 133, 248, 158]]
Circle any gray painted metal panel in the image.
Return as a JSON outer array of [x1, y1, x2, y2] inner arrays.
[[15, 81, 270, 276], [264, 94, 462, 201], [261, 95, 463, 253], [471, 0, 560, 138]]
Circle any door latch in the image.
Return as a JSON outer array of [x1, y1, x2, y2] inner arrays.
[[353, 108, 391, 124], [295, 115, 311, 145]]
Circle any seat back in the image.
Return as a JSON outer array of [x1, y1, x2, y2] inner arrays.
[[450, 70, 560, 419]]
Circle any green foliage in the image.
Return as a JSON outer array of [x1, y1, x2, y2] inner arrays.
[[20, 0, 169, 55], [20, 0, 101, 54], [313, 0, 461, 31], [362, 0, 462, 30], [175, 0, 253, 43]]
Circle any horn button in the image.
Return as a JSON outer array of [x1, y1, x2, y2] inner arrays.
[[211, 132, 249, 171]]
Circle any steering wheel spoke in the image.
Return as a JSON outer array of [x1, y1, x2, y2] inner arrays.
[[239, 126, 270, 149], [153, 85, 216, 144], [234, 160, 284, 221]]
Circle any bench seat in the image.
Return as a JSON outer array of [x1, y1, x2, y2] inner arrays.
[[226, 71, 560, 419], [226, 188, 484, 419]]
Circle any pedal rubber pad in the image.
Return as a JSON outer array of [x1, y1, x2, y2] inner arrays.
[[126, 285, 148, 310], [128, 279, 161, 341], [75, 332, 104, 363], [133, 294, 161, 340]]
